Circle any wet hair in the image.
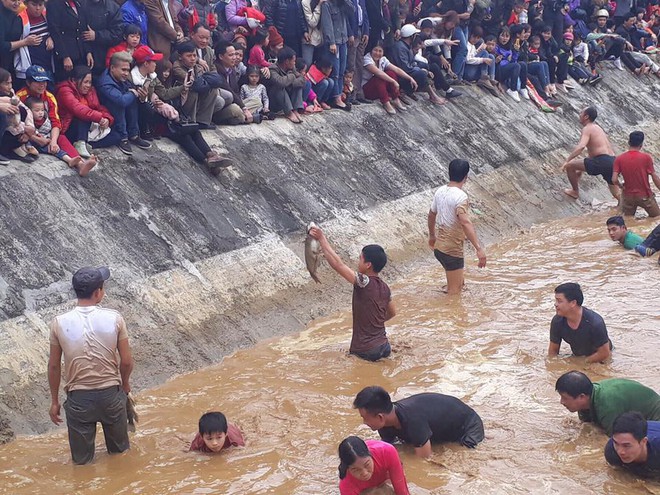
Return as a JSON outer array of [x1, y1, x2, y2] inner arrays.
[[71, 65, 92, 83], [555, 371, 593, 398], [198, 412, 228, 435], [25, 96, 44, 110], [191, 22, 210, 34], [295, 59, 307, 72], [612, 412, 648, 441], [448, 158, 470, 182], [338, 436, 371, 480], [353, 386, 394, 414], [110, 51, 133, 66], [252, 27, 269, 45], [123, 23, 142, 38], [554, 282, 584, 306], [361, 245, 387, 272], [177, 41, 197, 55], [583, 106, 598, 122], [629, 130, 644, 147], [606, 215, 626, 228], [470, 25, 484, 39], [0, 67, 10, 84], [215, 40, 232, 56], [277, 46, 296, 63]]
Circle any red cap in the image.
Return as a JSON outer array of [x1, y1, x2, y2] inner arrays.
[[133, 45, 164, 65]]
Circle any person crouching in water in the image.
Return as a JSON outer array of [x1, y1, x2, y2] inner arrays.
[[189, 411, 245, 453], [308, 226, 396, 361]]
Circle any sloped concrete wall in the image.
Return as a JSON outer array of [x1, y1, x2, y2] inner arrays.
[[1, 68, 659, 441]]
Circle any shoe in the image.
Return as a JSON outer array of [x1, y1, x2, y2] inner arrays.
[[73, 140, 91, 158], [141, 129, 155, 141], [635, 244, 657, 257], [118, 139, 133, 155], [506, 88, 521, 102], [408, 92, 419, 101], [207, 154, 234, 175], [129, 136, 152, 150], [0, 154, 10, 166], [25, 144, 39, 156], [356, 97, 373, 104], [399, 94, 413, 105], [351, 99, 361, 106], [329, 101, 352, 111], [519, 88, 530, 99], [12, 151, 35, 163], [545, 98, 563, 107], [445, 89, 462, 98], [198, 122, 217, 130], [477, 78, 495, 94], [252, 112, 262, 124], [556, 84, 568, 93], [588, 74, 603, 85], [613, 58, 624, 70]]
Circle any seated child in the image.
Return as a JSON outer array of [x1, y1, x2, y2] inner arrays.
[[570, 33, 601, 84], [26, 96, 94, 176], [247, 28, 270, 69], [106, 24, 143, 68], [0, 68, 38, 161], [240, 66, 271, 117], [189, 411, 245, 453], [295, 59, 322, 113], [306, 58, 334, 109], [341, 70, 354, 104]]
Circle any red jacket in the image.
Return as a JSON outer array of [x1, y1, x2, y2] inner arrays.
[[55, 80, 115, 133]]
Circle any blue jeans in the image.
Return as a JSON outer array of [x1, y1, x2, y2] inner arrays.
[[452, 25, 468, 80], [323, 42, 347, 99], [464, 51, 496, 81], [527, 61, 550, 88], [312, 78, 335, 103], [103, 99, 139, 140], [498, 62, 521, 90], [65, 118, 122, 148], [352, 341, 392, 362]]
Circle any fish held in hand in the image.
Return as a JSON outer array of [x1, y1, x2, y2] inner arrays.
[[305, 222, 322, 283], [126, 392, 139, 432]]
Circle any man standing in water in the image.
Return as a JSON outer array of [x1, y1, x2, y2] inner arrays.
[[555, 371, 660, 435], [548, 283, 612, 363], [561, 107, 621, 201], [48, 267, 134, 464], [427, 158, 487, 295], [308, 227, 396, 361]]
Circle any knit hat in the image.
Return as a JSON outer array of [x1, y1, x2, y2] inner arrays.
[[563, 32, 574, 41], [233, 33, 248, 46], [268, 26, 284, 49]]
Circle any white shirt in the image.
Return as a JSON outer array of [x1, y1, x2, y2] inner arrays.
[[162, 0, 175, 29], [430, 185, 468, 229], [362, 53, 391, 86]]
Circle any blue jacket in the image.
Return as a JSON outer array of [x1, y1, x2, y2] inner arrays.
[[97, 69, 137, 109], [349, 0, 370, 38], [120, 0, 149, 38]]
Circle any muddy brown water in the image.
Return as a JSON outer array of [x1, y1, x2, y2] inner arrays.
[[1, 213, 659, 494]]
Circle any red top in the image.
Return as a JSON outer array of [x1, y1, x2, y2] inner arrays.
[[55, 80, 114, 133], [339, 440, 410, 495], [248, 45, 270, 68], [16, 87, 61, 129], [614, 150, 655, 198], [189, 423, 245, 453]]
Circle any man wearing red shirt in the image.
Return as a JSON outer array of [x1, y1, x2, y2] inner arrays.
[[613, 131, 660, 217]]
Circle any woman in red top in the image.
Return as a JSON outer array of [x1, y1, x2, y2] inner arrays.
[[338, 436, 410, 495]]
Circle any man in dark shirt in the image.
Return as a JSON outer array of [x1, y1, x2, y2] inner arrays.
[[605, 412, 660, 479], [308, 226, 395, 361], [548, 282, 612, 363], [353, 385, 484, 458]]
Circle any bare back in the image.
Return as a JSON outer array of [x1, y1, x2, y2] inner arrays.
[[582, 123, 615, 157]]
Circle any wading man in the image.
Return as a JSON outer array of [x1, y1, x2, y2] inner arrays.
[[605, 412, 660, 479], [548, 283, 612, 363], [555, 371, 660, 435], [353, 385, 484, 458], [561, 106, 621, 201], [427, 158, 487, 295], [48, 267, 134, 464]]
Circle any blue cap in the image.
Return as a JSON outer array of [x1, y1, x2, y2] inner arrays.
[[25, 65, 53, 82]]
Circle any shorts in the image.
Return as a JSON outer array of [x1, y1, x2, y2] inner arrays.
[[621, 194, 660, 217], [64, 385, 129, 464], [352, 341, 392, 362], [434, 249, 465, 271], [459, 412, 485, 448], [584, 154, 615, 185]]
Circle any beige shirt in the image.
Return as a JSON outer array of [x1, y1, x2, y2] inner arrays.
[[50, 306, 128, 392], [430, 185, 469, 258]]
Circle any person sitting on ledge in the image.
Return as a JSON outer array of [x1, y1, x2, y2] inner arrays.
[[189, 411, 245, 453], [264, 46, 306, 124], [605, 412, 660, 479], [555, 371, 660, 435]]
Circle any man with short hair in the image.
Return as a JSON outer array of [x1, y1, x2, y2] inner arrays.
[[605, 412, 660, 479], [353, 386, 484, 458], [264, 46, 306, 124], [555, 371, 660, 435], [213, 39, 252, 125], [48, 267, 134, 465], [561, 106, 621, 200], [606, 215, 644, 249], [549, 282, 612, 363], [308, 226, 396, 362], [97, 51, 152, 155], [82, 0, 124, 78], [427, 158, 487, 295], [612, 131, 660, 218]]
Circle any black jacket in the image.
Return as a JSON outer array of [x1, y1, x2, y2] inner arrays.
[[47, 0, 92, 63], [265, 0, 308, 40], [82, 0, 124, 76], [0, 5, 22, 73]]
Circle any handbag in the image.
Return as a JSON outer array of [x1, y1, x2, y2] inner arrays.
[[88, 122, 112, 142]]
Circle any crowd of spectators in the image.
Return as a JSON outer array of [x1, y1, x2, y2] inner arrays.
[[0, 0, 659, 176]]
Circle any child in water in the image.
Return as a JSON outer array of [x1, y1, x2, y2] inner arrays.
[[189, 411, 245, 453]]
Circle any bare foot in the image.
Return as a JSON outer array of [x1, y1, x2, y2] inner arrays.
[[77, 155, 97, 177], [430, 96, 447, 105], [286, 112, 302, 124], [69, 156, 83, 169], [563, 188, 579, 199]]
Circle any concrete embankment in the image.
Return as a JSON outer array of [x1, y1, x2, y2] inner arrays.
[[1, 69, 659, 442]]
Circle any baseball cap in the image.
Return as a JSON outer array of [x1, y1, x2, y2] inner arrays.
[[400, 24, 421, 38], [25, 65, 53, 82], [133, 45, 164, 65], [72, 266, 111, 294]]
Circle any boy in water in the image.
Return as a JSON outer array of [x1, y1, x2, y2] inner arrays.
[[189, 411, 245, 453], [606, 216, 644, 249], [308, 227, 396, 362]]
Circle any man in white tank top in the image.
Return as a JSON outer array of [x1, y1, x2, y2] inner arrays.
[[48, 266, 134, 464], [427, 159, 487, 294]]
